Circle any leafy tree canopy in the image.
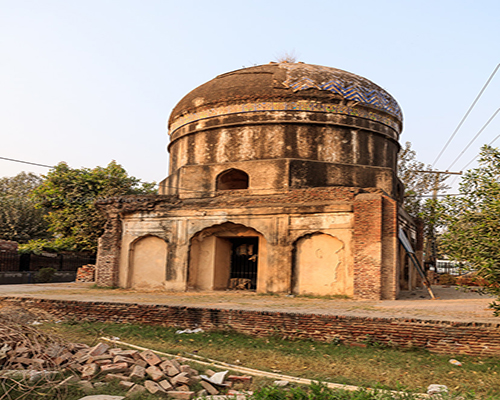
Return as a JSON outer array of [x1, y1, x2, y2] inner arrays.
[[31, 161, 155, 252], [441, 145, 500, 314], [0, 172, 48, 243]]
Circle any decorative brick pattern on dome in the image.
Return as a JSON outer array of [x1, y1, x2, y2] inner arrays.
[[280, 63, 402, 120]]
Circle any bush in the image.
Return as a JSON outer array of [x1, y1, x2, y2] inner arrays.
[[35, 267, 57, 283], [455, 272, 490, 287], [438, 273, 456, 285], [18, 238, 78, 255]]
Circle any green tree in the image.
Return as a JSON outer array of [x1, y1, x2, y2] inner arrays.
[[398, 142, 450, 264], [441, 145, 500, 314], [32, 161, 155, 252], [0, 172, 48, 243], [397, 141, 448, 218]]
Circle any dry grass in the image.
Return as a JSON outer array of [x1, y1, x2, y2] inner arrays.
[[40, 320, 500, 399]]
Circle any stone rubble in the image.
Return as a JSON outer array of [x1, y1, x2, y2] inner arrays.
[[0, 334, 254, 399]]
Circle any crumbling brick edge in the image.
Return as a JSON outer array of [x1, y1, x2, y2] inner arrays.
[[2, 296, 500, 357]]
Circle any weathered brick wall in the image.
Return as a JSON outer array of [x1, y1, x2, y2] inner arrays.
[[353, 194, 383, 299], [94, 187, 405, 299], [353, 193, 399, 300], [95, 214, 122, 287], [3, 296, 499, 357], [381, 196, 398, 300]]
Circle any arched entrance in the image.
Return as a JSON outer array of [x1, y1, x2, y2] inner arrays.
[[128, 235, 168, 289], [292, 233, 351, 296], [188, 223, 266, 291]]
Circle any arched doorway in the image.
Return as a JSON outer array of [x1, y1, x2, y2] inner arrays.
[[292, 233, 351, 296], [188, 223, 266, 291], [128, 235, 168, 289]]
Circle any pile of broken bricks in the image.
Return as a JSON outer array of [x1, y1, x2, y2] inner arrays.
[[0, 338, 254, 399], [76, 342, 253, 398]]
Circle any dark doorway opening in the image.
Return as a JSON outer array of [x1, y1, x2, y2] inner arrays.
[[229, 237, 258, 290]]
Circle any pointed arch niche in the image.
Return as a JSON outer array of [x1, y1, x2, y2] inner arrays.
[[292, 233, 352, 296], [128, 235, 168, 289]]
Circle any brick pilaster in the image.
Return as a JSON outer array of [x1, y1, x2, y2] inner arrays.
[[95, 213, 122, 287], [353, 193, 383, 299]]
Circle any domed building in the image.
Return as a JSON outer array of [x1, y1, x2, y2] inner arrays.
[[95, 62, 419, 300]]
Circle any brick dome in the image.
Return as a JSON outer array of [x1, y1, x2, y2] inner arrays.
[[168, 62, 402, 135], [162, 62, 404, 201]]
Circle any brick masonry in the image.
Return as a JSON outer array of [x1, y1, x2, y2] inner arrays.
[[0, 240, 18, 252], [96, 214, 122, 287], [2, 296, 500, 357], [76, 264, 96, 283], [95, 187, 408, 298]]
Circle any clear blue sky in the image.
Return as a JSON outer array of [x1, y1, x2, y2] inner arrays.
[[1, 0, 499, 192]]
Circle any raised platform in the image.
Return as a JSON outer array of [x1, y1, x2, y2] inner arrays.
[[0, 283, 499, 357]]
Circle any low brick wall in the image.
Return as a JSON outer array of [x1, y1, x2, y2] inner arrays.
[[2, 296, 500, 357]]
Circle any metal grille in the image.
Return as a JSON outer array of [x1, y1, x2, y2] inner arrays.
[[229, 237, 258, 290], [0, 251, 20, 272], [0, 252, 95, 272]]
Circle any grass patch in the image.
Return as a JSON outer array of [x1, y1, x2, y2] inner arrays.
[[295, 293, 351, 300], [90, 283, 119, 290], [256, 292, 351, 300], [251, 382, 471, 400], [40, 321, 500, 399]]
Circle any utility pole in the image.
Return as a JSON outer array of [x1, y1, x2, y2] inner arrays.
[[415, 170, 462, 272]]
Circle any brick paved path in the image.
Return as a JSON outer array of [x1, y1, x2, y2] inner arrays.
[[0, 283, 496, 324]]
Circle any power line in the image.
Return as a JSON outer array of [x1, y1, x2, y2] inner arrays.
[[5, 154, 466, 197], [432, 63, 500, 167], [449, 128, 500, 188], [1, 155, 158, 187], [462, 127, 500, 170], [447, 107, 500, 170], [0, 156, 54, 168], [406, 193, 464, 198]]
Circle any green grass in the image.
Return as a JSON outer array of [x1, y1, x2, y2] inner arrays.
[[40, 320, 500, 399], [251, 382, 467, 400], [0, 377, 475, 400], [90, 283, 119, 290]]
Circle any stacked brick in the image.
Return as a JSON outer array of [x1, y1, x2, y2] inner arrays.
[[0, 337, 252, 399], [3, 297, 500, 357], [75, 265, 95, 283], [0, 240, 18, 252]]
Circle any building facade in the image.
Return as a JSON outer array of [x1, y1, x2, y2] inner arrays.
[[95, 62, 415, 300]]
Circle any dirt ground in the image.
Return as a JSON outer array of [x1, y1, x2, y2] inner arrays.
[[0, 282, 498, 325]]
